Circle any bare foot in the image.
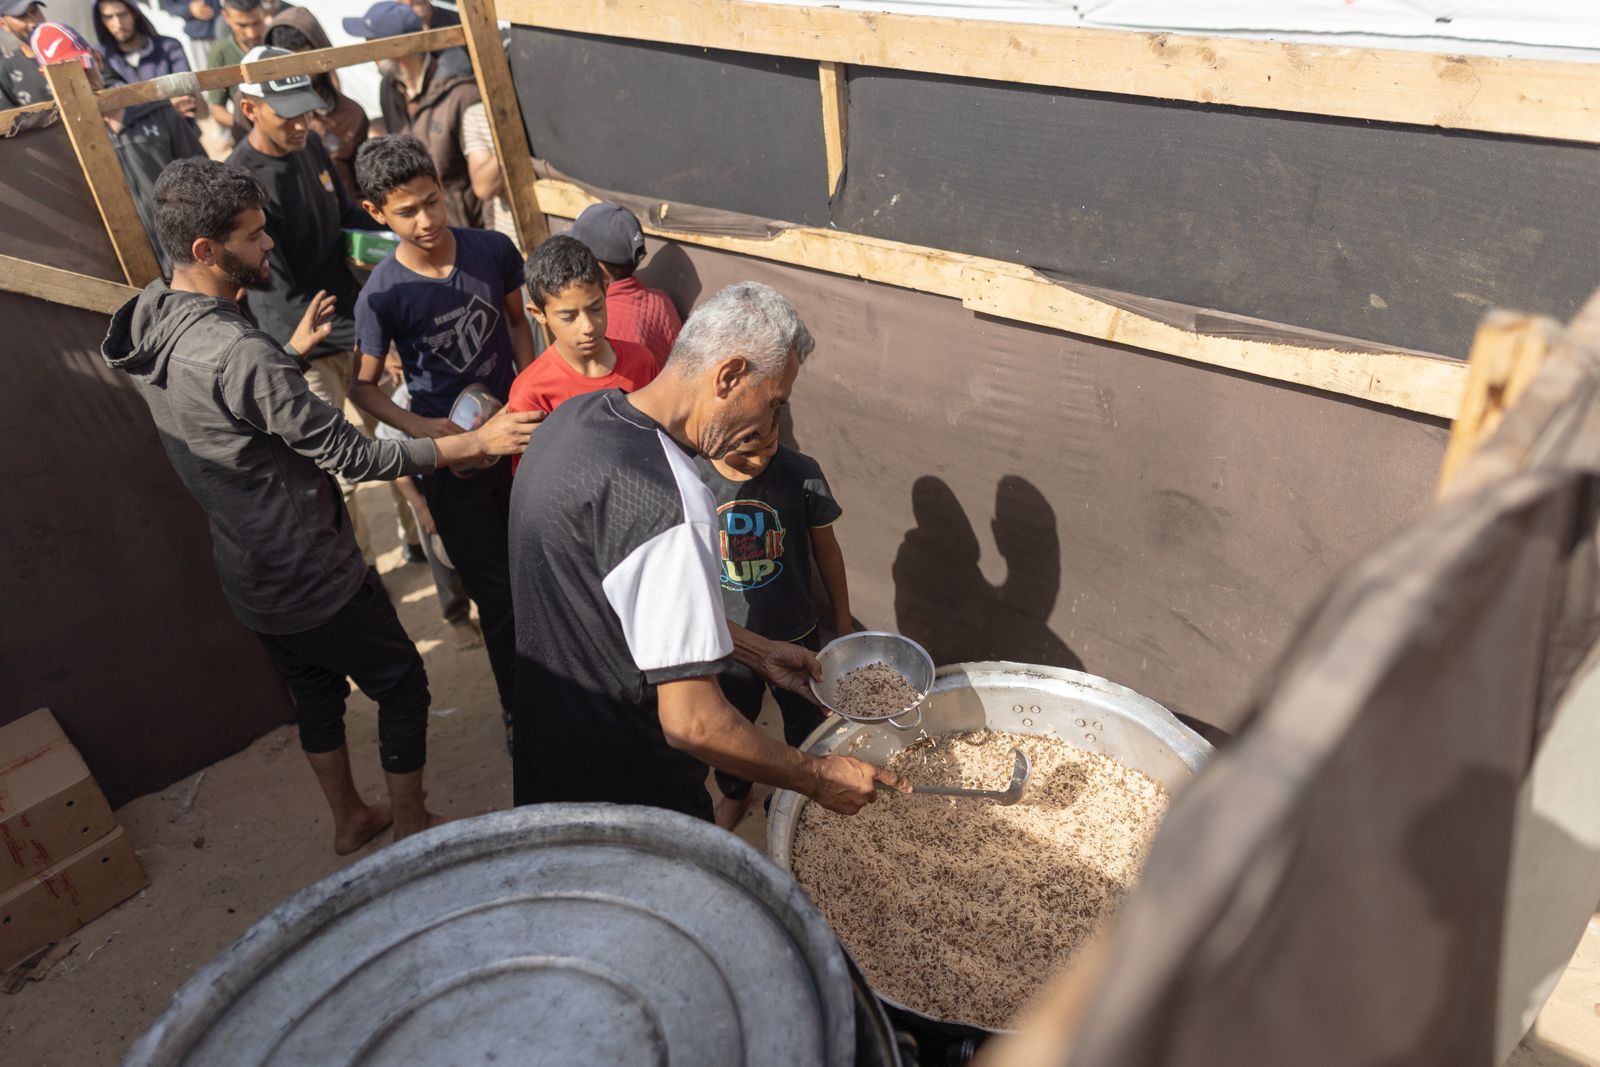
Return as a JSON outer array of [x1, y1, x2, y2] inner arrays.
[[451, 619, 483, 651], [394, 810, 451, 842], [334, 799, 393, 855], [714, 792, 753, 831]]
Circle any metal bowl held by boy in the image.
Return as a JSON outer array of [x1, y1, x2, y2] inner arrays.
[[810, 632, 935, 730]]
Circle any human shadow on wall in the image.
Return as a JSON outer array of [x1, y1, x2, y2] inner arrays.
[[893, 475, 1082, 671]]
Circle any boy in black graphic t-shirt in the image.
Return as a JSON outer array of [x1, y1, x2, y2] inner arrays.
[[349, 135, 539, 742], [693, 430, 856, 828]]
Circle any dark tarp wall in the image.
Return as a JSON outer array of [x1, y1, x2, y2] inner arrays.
[[507, 28, 831, 227], [508, 28, 1600, 359], [0, 121, 121, 277], [0, 125, 294, 807], [620, 235, 1448, 736]]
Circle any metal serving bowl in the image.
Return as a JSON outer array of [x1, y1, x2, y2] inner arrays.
[[772, 660, 1215, 1038], [810, 632, 936, 730]]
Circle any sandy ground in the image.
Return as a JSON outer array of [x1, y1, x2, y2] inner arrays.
[[1, 481, 1597, 1065]]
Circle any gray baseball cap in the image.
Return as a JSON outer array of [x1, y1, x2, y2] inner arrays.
[[567, 202, 646, 266]]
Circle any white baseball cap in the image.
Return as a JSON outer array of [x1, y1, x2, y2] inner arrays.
[[237, 45, 325, 119]]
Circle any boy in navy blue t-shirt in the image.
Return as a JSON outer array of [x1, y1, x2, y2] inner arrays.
[[349, 135, 538, 738], [693, 429, 856, 827]]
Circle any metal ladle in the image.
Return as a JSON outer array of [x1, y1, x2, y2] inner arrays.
[[888, 747, 1032, 806]]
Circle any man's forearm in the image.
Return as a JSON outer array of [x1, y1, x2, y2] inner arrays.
[[660, 678, 821, 795]]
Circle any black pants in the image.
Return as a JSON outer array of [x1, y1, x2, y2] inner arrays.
[[422, 461, 515, 720], [713, 630, 826, 800], [255, 571, 431, 774]]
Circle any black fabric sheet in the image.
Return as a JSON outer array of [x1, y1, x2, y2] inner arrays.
[[504, 27, 1600, 358], [0, 292, 295, 806], [507, 28, 830, 227], [834, 68, 1600, 359]]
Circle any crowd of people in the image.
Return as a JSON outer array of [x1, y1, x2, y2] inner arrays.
[[3, 0, 908, 847]]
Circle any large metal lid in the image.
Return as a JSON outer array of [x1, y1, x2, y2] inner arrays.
[[124, 805, 855, 1067]]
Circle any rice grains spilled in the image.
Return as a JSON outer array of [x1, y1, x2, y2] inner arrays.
[[791, 729, 1169, 1029], [834, 662, 922, 717]]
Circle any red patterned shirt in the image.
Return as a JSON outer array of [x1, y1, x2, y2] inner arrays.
[[604, 277, 683, 367]]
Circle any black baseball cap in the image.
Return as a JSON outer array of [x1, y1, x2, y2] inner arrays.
[[568, 203, 647, 266], [238, 46, 325, 119]]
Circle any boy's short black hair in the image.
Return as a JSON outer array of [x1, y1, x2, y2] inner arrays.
[[153, 158, 268, 266], [525, 235, 604, 310], [221, 0, 262, 10], [265, 23, 313, 50], [353, 134, 439, 208], [600, 258, 636, 281]]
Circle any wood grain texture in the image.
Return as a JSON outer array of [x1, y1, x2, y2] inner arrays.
[[459, 0, 549, 250], [499, 0, 1600, 143], [818, 60, 847, 198], [1437, 312, 1560, 497], [0, 254, 139, 314]]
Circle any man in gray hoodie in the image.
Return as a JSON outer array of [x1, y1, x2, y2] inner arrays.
[[102, 157, 540, 852]]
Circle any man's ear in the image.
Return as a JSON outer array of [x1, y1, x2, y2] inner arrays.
[[361, 198, 386, 227], [238, 96, 257, 124], [713, 355, 749, 399], [190, 235, 217, 267]]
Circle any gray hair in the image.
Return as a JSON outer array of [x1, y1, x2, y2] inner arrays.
[[666, 282, 814, 379]]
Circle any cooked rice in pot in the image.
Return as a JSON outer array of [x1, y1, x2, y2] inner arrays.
[[791, 729, 1168, 1029]]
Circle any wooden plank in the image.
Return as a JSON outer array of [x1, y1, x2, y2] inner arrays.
[[818, 61, 847, 199], [458, 0, 549, 251], [499, 0, 1600, 144], [534, 176, 1468, 417], [963, 265, 1468, 419], [0, 100, 54, 137], [0, 253, 140, 315], [96, 26, 465, 111], [42, 61, 163, 289], [0, 27, 466, 124], [1436, 311, 1560, 497]]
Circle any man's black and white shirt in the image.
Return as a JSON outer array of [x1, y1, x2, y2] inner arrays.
[[509, 389, 734, 817]]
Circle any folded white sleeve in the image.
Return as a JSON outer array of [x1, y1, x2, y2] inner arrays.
[[602, 519, 733, 679]]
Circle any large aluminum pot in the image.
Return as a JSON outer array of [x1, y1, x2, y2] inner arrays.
[[767, 661, 1215, 1037]]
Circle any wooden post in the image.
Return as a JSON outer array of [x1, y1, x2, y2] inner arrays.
[[818, 60, 848, 199], [1436, 310, 1559, 498], [42, 60, 162, 289], [458, 0, 550, 252]]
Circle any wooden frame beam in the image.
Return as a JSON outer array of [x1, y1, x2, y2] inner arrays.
[[458, 0, 549, 251], [818, 61, 847, 199], [499, 0, 1600, 144], [0, 254, 139, 315], [0, 27, 464, 127], [1437, 312, 1560, 497], [41, 60, 162, 289], [533, 176, 1467, 417]]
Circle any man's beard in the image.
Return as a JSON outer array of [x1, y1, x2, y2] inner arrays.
[[217, 247, 271, 292]]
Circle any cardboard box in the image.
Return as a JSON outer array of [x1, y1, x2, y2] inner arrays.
[[0, 709, 119, 895], [0, 825, 146, 970]]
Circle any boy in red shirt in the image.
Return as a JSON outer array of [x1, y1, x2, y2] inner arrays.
[[566, 202, 683, 366], [506, 235, 660, 432]]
